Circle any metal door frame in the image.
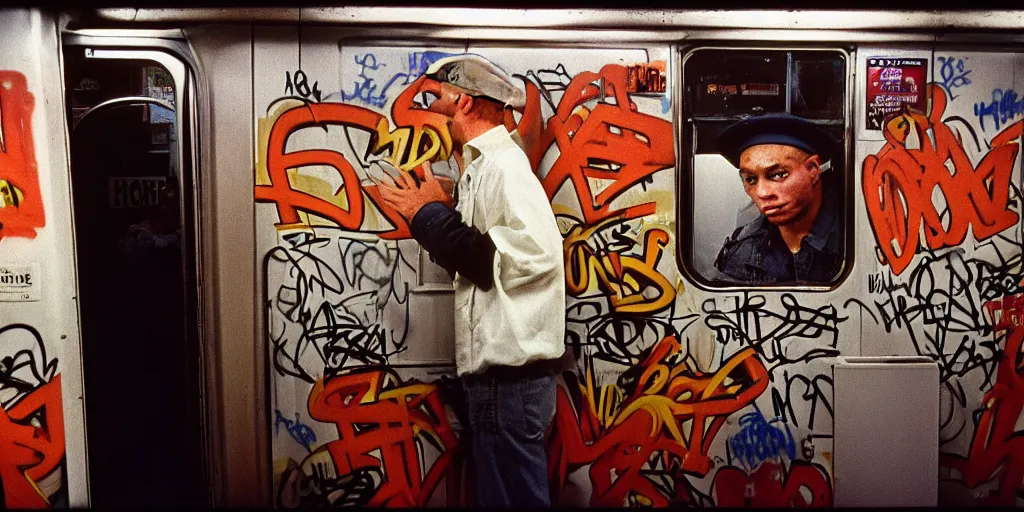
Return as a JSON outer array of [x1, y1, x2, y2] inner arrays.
[[59, 32, 217, 505]]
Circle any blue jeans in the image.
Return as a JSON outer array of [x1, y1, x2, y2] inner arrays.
[[462, 370, 556, 508]]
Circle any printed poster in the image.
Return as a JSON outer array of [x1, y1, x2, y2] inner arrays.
[[866, 58, 928, 130]]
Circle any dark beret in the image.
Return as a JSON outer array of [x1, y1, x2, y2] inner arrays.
[[717, 113, 838, 169]]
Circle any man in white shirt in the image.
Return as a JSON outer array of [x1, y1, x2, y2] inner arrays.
[[375, 54, 566, 508]]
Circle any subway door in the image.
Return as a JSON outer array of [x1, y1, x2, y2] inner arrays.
[[63, 43, 207, 506]]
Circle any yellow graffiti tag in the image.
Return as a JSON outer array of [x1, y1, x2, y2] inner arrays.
[[563, 217, 675, 314], [0, 179, 23, 208], [370, 119, 451, 172]]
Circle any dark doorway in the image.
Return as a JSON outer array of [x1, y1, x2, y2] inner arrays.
[[63, 47, 207, 507]]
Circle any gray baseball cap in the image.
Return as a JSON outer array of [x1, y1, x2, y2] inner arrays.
[[424, 54, 527, 110]]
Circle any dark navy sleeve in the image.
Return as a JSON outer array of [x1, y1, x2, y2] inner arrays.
[[410, 202, 496, 291]]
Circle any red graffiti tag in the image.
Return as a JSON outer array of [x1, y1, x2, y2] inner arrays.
[[257, 64, 673, 245], [255, 76, 452, 239], [0, 71, 44, 239], [504, 65, 676, 312], [941, 297, 1024, 505], [511, 64, 674, 228], [0, 375, 64, 509], [712, 460, 832, 507], [983, 290, 1024, 332], [863, 84, 1020, 275], [308, 370, 461, 507], [547, 337, 770, 507]]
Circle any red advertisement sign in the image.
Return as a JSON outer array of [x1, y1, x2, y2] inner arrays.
[[866, 58, 927, 130]]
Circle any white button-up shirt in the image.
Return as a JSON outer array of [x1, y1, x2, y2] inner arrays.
[[453, 125, 566, 376]]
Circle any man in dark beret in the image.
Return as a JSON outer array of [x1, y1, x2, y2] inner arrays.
[[713, 113, 844, 284]]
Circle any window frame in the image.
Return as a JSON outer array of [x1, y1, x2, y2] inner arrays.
[[674, 43, 856, 292]]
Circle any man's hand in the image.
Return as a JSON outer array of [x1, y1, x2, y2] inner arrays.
[[375, 161, 454, 222]]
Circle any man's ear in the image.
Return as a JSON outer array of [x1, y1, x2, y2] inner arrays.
[[455, 93, 474, 116], [806, 154, 822, 184]]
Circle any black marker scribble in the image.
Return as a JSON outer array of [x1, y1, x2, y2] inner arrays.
[[769, 370, 834, 431], [264, 229, 414, 382], [702, 293, 845, 373], [857, 240, 1024, 389], [0, 323, 57, 409]]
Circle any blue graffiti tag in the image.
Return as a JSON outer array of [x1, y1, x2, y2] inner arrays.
[[407, 51, 457, 80], [341, 51, 457, 108], [342, 53, 389, 108], [974, 88, 1024, 132], [936, 56, 972, 100], [727, 404, 796, 471], [274, 409, 317, 452]]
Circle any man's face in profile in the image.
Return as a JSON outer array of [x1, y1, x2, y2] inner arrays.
[[737, 144, 822, 226], [417, 79, 467, 146]]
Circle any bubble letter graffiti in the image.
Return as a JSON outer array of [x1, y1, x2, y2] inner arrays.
[[0, 324, 64, 509], [863, 84, 1020, 275]]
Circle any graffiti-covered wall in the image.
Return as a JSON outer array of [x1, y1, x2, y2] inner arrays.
[[253, 31, 1024, 507], [0, 8, 88, 510], [856, 48, 1024, 506]]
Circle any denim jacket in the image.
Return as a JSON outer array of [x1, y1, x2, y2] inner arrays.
[[713, 186, 843, 285]]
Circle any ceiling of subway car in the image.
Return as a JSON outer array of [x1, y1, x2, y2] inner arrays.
[[65, 8, 1024, 31]]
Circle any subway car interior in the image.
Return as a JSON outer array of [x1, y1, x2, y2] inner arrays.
[[2, 6, 1024, 508]]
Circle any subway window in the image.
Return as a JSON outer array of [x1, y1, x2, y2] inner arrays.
[[682, 48, 849, 287]]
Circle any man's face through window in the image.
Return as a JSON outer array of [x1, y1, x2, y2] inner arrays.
[[737, 144, 822, 227]]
